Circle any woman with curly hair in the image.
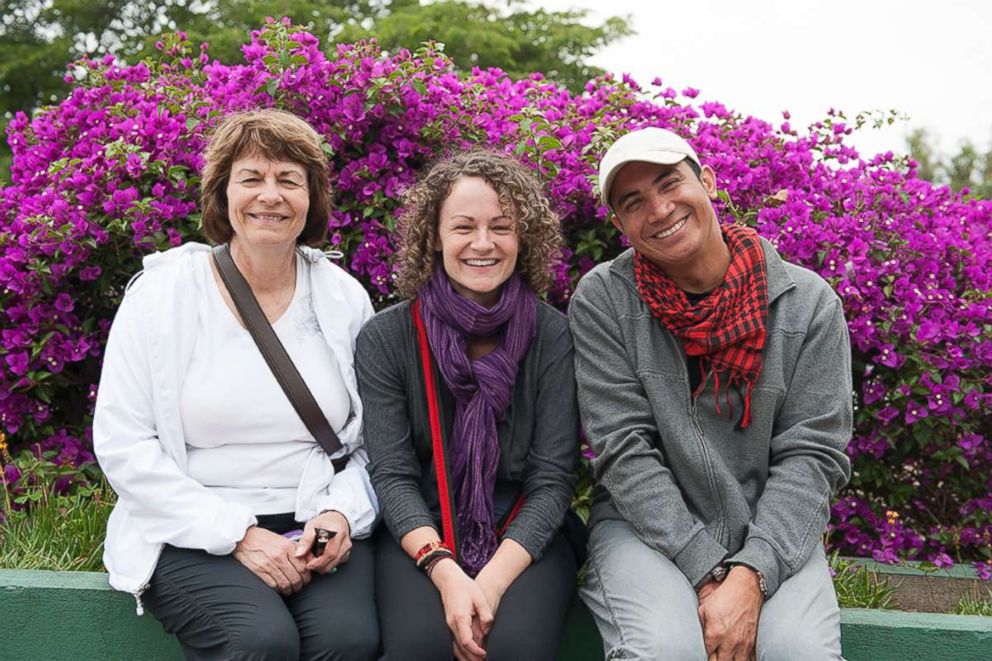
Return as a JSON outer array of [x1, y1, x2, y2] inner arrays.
[[356, 150, 580, 660]]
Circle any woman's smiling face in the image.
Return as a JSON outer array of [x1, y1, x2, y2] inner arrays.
[[226, 155, 310, 251], [435, 176, 519, 307]]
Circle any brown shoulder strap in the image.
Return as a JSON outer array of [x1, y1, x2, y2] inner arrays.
[[212, 244, 343, 457]]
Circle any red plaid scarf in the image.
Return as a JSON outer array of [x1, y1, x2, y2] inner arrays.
[[634, 224, 768, 429]]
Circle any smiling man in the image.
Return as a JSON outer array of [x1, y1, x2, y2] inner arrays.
[[569, 127, 852, 660]]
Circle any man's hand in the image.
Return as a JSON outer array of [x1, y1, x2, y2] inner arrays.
[[296, 510, 352, 574], [697, 565, 764, 661], [696, 577, 720, 604], [233, 526, 311, 595], [429, 558, 492, 661]]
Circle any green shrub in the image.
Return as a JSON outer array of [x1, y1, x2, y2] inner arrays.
[[829, 551, 898, 610], [953, 590, 992, 616], [1, 437, 112, 571]]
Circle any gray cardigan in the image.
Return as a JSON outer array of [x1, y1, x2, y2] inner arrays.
[[356, 300, 578, 561], [568, 241, 852, 597]]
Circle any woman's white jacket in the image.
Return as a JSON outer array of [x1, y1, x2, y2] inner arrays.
[[93, 243, 378, 600]]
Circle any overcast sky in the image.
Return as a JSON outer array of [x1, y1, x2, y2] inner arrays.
[[528, 0, 991, 159]]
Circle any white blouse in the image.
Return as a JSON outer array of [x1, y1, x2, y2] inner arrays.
[[181, 254, 351, 514]]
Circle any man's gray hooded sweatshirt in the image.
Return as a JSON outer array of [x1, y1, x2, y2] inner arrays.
[[569, 239, 852, 597]]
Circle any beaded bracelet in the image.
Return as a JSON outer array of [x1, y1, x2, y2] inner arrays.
[[417, 547, 453, 571], [414, 540, 452, 569], [423, 550, 455, 578]]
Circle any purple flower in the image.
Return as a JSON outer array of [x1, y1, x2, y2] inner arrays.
[[78, 266, 102, 281], [915, 320, 941, 342], [957, 434, 984, 457], [929, 552, 953, 569], [5, 352, 29, 376], [876, 407, 900, 424], [904, 403, 929, 424], [54, 293, 74, 313], [3, 464, 21, 485], [876, 344, 903, 368], [862, 379, 885, 405], [342, 94, 366, 123], [872, 548, 899, 564]]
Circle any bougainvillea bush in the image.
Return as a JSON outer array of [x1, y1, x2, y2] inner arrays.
[[1, 21, 990, 573]]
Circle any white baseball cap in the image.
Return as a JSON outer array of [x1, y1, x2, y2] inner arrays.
[[598, 127, 701, 209]]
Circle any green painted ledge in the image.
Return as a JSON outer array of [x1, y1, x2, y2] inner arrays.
[[2, 569, 991, 661], [845, 556, 988, 613], [1, 570, 181, 661]]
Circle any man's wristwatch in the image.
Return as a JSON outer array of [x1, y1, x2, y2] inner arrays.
[[709, 564, 729, 583], [753, 568, 768, 597]]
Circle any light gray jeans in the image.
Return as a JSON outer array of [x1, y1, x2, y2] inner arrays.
[[581, 519, 843, 660]]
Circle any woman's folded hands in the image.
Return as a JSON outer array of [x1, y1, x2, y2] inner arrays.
[[233, 526, 311, 596]]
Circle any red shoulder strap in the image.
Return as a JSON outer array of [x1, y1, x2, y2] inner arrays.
[[411, 300, 459, 557]]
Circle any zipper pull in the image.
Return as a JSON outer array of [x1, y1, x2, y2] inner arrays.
[[134, 584, 150, 616]]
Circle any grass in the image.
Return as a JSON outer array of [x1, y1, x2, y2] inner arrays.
[[0, 477, 115, 572], [953, 589, 992, 616], [829, 551, 898, 609]]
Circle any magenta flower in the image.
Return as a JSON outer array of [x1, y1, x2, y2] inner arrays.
[[929, 552, 954, 569], [876, 344, 902, 368], [904, 403, 929, 424], [54, 293, 74, 313], [4, 352, 29, 376]]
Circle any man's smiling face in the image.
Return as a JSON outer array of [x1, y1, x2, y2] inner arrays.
[[610, 159, 723, 273]]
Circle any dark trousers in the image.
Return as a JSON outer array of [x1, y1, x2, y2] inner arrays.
[[374, 526, 576, 661], [144, 513, 378, 661]]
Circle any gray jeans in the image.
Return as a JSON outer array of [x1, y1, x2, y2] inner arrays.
[[580, 519, 843, 660]]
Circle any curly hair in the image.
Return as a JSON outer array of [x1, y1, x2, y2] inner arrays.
[[200, 109, 331, 247], [394, 150, 563, 299]]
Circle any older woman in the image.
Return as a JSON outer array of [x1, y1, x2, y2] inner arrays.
[[94, 110, 378, 660], [356, 151, 580, 660]]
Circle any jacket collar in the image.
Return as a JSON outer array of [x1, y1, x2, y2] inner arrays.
[[608, 235, 795, 305]]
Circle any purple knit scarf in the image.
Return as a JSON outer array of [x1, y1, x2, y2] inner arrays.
[[418, 264, 537, 575]]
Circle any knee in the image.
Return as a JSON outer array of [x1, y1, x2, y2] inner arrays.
[[486, 632, 556, 661], [230, 616, 300, 661], [305, 620, 378, 661], [611, 630, 706, 661], [758, 623, 841, 661], [382, 626, 450, 661]]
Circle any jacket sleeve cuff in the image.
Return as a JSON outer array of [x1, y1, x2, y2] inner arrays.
[[502, 527, 544, 562], [673, 528, 729, 588], [727, 536, 782, 597], [310, 462, 380, 539], [199, 504, 258, 556]]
